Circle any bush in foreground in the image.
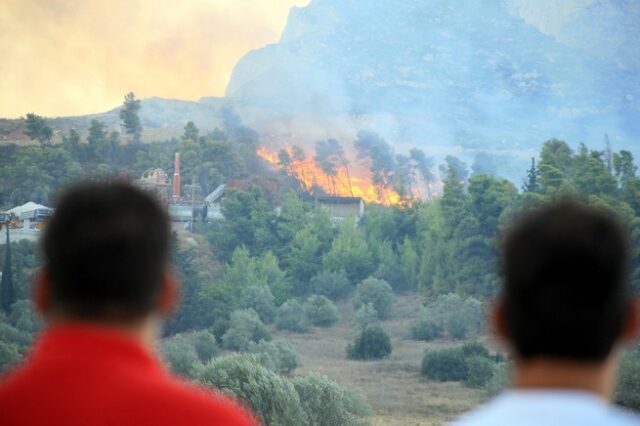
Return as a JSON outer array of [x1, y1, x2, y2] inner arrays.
[[293, 373, 372, 426], [347, 326, 392, 360], [615, 349, 640, 410], [249, 339, 301, 375], [464, 355, 496, 388], [160, 335, 200, 377], [304, 295, 341, 327], [484, 362, 509, 396], [222, 309, 271, 351], [0, 340, 21, 373], [195, 355, 307, 425], [189, 330, 218, 363], [195, 355, 372, 426]]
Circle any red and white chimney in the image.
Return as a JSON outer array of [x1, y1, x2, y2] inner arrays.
[[173, 152, 181, 201]]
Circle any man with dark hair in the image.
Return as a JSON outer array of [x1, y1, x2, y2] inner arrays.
[[0, 182, 256, 426], [456, 199, 640, 425]]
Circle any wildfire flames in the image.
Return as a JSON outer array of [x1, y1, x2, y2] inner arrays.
[[257, 147, 403, 206]]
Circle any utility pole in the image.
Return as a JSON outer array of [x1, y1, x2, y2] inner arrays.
[[1, 225, 16, 314]]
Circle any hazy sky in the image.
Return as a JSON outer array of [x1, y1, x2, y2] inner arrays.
[[0, 0, 309, 118]]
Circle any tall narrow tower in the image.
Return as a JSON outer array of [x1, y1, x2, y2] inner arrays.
[[173, 152, 181, 201]]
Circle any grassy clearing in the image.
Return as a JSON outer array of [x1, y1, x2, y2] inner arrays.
[[273, 294, 488, 424]]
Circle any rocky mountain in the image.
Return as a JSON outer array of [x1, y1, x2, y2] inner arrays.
[[226, 0, 640, 174]]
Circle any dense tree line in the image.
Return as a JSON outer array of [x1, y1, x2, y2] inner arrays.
[[0, 99, 253, 207], [3, 126, 640, 419]]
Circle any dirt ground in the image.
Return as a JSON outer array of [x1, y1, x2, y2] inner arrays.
[[273, 294, 488, 425]]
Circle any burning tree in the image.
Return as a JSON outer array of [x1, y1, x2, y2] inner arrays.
[[256, 131, 435, 206], [354, 130, 401, 205], [314, 139, 353, 196]]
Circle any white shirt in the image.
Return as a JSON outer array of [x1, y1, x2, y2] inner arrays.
[[453, 390, 640, 426]]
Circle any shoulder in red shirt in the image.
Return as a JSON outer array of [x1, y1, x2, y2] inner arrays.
[[0, 324, 258, 426]]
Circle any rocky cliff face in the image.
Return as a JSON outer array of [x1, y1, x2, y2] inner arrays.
[[226, 0, 639, 165]]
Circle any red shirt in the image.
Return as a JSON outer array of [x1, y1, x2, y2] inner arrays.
[[0, 324, 258, 426]]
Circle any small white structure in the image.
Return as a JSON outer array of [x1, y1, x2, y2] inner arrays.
[[8, 201, 49, 217]]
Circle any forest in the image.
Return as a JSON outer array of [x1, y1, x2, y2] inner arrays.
[[2, 99, 640, 424]]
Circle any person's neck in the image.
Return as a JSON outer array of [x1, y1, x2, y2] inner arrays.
[[513, 355, 618, 400], [46, 315, 159, 350]]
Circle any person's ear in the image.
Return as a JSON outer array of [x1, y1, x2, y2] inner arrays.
[[34, 269, 51, 316], [157, 270, 179, 315], [620, 299, 640, 344], [490, 300, 510, 344]]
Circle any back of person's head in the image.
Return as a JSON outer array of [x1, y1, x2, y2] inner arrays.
[[42, 181, 171, 323], [501, 199, 632, 362]]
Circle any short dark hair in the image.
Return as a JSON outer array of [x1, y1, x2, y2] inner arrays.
[[42, 182, 171, 322], [501, 199, 632, 361]]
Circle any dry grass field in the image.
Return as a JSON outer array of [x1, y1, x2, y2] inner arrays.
[[273, 294, 489, 425]]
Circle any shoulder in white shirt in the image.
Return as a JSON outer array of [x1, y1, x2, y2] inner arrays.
[[453, 390, 640, 426]]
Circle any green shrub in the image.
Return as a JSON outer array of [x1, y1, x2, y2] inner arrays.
[[212, 318, 230, 343], [249, 339, 301, 375], [408, 309, 442, 341], [421, 347, 468, 381], [0, 322, 31, 348], [461, 341, 491, 358], [222, 309, 271, 351], [189, 330, 218, 363], [353, 303, 378, 329], [427, 293, 485, 339], [464, 355, 495, 388], [0, 340, 21, 374], [8, 300, 40, 335], [195, 355, 307, 425], [353, 278, 394, 319], [421, 342, 502, 387], [615, 349, 640, 410], [347, 326, 392, 360], [275, 299, 309, 332], [160, 335, 199, 377], [485, 362, 509, 397], [373, 262, 411, 293], [304, 295, 341, 327], [310, 270, 352, 301], [239, 285, 276, 324], [293, 373, 372, 426]]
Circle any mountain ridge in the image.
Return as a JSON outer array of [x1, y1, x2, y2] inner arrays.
[[225, 0, 639, 174]]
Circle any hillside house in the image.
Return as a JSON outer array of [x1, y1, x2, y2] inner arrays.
[[315, 196, 365, 223]]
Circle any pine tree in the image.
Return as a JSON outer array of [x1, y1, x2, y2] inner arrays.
[[24, 113, 53, 145], [119, 92, 142, 144], [522, 157, 540, 192], [182, 121, 200, 142], [604, 134, 613, 173], [0, 228, 16, 314]]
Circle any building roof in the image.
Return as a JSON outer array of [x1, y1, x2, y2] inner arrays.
[[315, 196, 363, 204], [7, 201, 50, 215]]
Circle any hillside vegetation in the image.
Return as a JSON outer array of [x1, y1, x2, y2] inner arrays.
[[3, 107, 640, 423]]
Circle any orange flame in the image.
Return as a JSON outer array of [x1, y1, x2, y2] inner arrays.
[[257, 147, 404, 206]]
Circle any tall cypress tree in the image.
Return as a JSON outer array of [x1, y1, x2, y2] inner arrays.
[[0, 227, 16, 314], [522, 157, 540, 193]]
